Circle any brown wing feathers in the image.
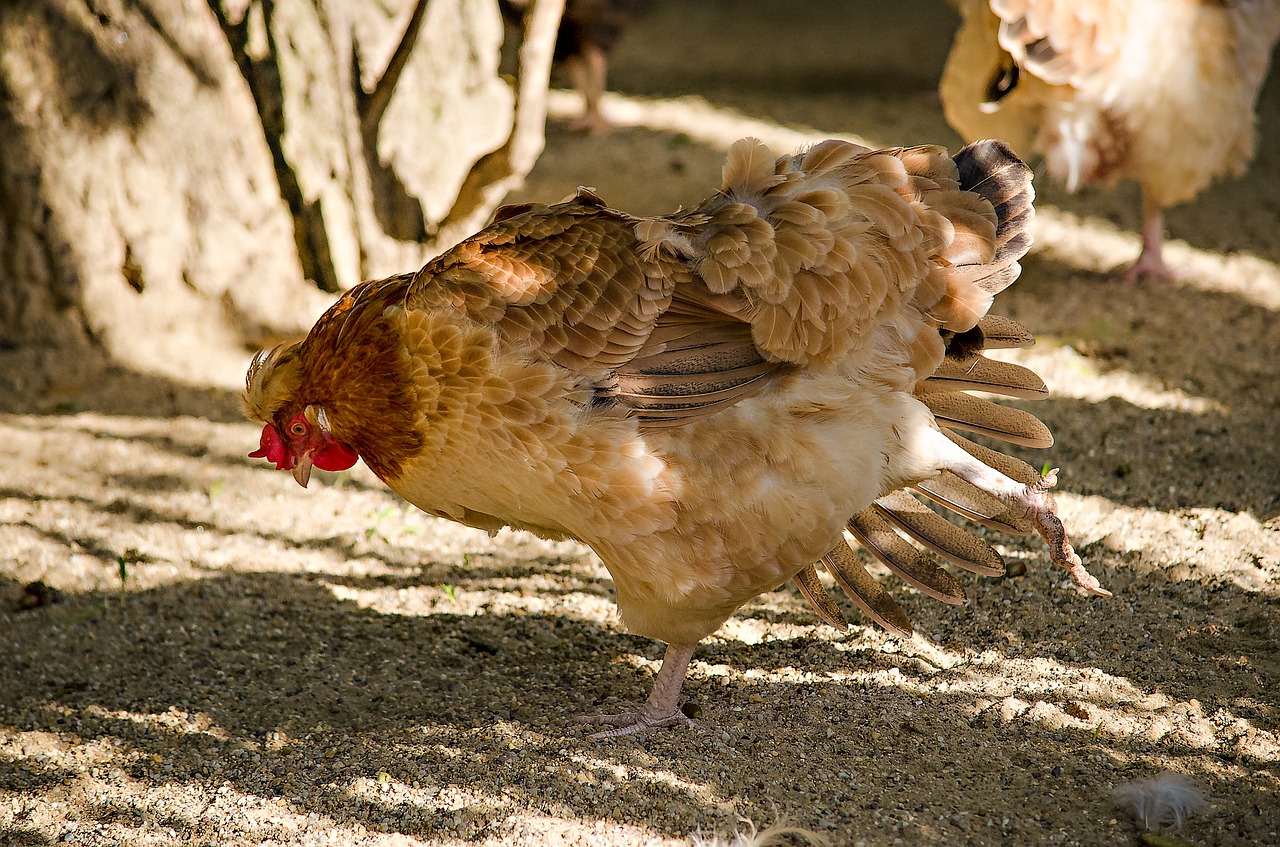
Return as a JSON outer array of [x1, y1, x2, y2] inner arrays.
[[609, 290, 793, 428]]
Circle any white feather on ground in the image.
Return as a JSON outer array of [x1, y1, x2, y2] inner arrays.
[[1113, 771, 1208, 831], [690, 821, 828, 847]]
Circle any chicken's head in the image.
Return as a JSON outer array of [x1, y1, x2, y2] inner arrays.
[[250, 409, 359, 487], [243, 344, 359, 487]]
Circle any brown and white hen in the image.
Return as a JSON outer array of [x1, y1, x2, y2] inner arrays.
[[941, 0, 1280, 281], [244, 137, 1107, 737]]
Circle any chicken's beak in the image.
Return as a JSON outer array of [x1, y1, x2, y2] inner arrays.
[[291, 454, 314, 488]]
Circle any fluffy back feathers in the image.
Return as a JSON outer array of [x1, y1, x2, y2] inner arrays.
[[638, 137, 1032, 379]]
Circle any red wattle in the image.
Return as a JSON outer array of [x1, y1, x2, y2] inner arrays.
[[313, 441, 359, 471]]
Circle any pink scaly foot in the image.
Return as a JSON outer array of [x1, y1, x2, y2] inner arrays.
[[1016, 469, 1111, 597], [931, 431, 1109, 596], [1123, 245, 1179, 284], [1123, 197, 1178, 284], [577, 642, 697, 739]]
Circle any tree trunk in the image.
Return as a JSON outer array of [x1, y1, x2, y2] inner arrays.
[[0, 0, 562, 408]]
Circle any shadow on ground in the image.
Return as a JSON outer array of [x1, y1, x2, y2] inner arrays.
[[2, 554, 1277, 843]]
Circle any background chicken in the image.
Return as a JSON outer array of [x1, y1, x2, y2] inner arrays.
[[940, 0, 1280, 281], [501, 0, 655, 133], [245, 135, 1107, 738]]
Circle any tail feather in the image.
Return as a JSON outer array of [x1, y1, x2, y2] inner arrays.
[[916, 355, 1048, 399], [955, 138, 1036, 210], [872, 490, 1005, 576], [978, 314, 1037, 349], [915, 473, 1035, 535], [847, 510, 968, 605], [820, 542, 914, 637], [964, 144, 1034, 299], [924, 392, 1054, 448], [792, 564, 850, 629]]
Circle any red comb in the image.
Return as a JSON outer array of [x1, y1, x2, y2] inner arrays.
[[248, 425, 291, 470]]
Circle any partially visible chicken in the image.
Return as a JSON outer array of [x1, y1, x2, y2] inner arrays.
[[501, 0, 655, 133], [245, 135, 1107, 737], [941, 0, 1280, 281]]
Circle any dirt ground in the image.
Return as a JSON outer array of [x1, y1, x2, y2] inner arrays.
[[3, 1, 1280, 845]]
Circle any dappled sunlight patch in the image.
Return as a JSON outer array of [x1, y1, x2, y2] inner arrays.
[[547, 89, 877, 157], [716, 616, 824, 646], [559, 752, 727, 814], [1056, 496, 1280, 592], [342, 770, 505, 840], [704, 630, 1280, 774], [497, 813, 686, 846], [0, 412, 609, 596], [403, 724, 744, 842], [322, 577, 617, 624], [986, 344, 1228, 414], [1, 718, 324, 845], [78, 704, 234, 745], [1032, 208, 1280, 311]]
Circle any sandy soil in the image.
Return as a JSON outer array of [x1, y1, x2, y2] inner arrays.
[[3, 2, 1279, 845]]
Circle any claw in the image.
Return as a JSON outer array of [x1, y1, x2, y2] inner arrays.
[[576, 708, 693, 739], [1122, 250, 1179, 284], [577, 642, 698, 740], [1020, 470, 1111, 597], [932, 427, 1110, 598]]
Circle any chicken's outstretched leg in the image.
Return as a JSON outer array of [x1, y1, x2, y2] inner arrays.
[[578, 642, 696, 738], [1124, 194, 1178, 283], [929, 432, 1111, 597], [564, 43, 611, 134]]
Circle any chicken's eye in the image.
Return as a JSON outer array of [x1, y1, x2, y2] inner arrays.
[[289, 421, 307, 437]]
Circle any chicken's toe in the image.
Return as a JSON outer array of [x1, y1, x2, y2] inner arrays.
[[1015, 470, 1111, 597], [577, 708, 693, 739], [1122, 249, 1179, 284], [577, 642, 698, 739]]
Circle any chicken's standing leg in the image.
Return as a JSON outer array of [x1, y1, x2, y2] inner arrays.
[[928, 431, 1111, 597], [1124, 192, 1178, 283], [577, 642, 697, 738], [564, 43, 611, 134]]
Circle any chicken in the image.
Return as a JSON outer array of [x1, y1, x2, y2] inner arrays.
[[244, 136, 1108, 737], [940, 0, 1280, 281], [501, 0, 655, 133]]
